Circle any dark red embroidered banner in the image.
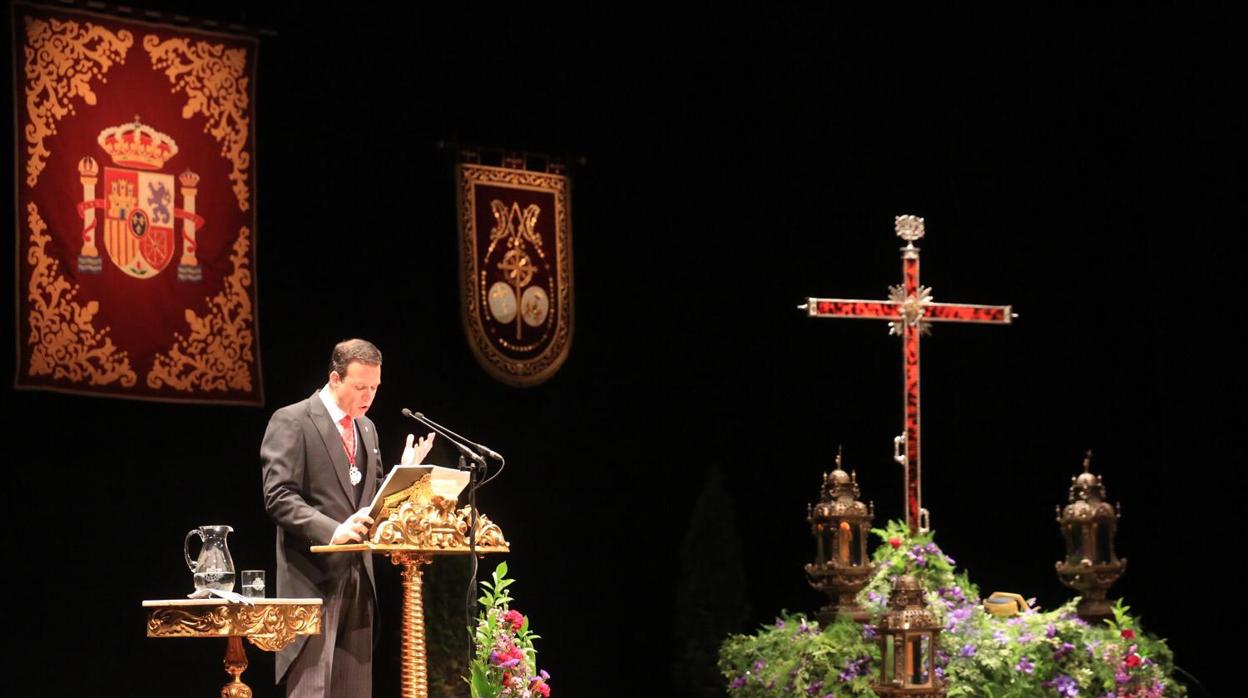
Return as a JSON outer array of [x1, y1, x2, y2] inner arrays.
[[11, 2, 262, 404], [457, 161, 574, 387]]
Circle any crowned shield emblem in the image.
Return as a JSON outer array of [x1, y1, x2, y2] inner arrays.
[[102, 167, 175, 277], [458, 162, 574, 386], [77, 118, 207, 281]]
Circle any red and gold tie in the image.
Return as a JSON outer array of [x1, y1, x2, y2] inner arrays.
[[339, 415, 356, 466]]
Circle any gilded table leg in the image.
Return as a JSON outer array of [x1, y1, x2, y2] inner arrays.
[[221, 636, 252, 698], [394, 552, 432, 698]]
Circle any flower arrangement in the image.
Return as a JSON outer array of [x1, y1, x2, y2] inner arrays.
[[719, 521, 1185, 697], [468, 562, 552, 698]]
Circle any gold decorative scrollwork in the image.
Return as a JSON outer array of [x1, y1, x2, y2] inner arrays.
[[24, 203, 137, 386], [372, 499, 509, 550], [146, 603, 320, 652], [146, 227, 255, 392], [238, 605, 319, 652], [146, 605, 233, 636], [143, 35, 252, 211], [379, 475, 435, 521], [20, 14, 134, 187]]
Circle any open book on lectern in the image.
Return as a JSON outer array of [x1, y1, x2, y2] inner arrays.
[[366, 464, 471, 523]]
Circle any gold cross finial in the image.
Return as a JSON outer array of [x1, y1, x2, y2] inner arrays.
[[1083, 449, 1093, 472]]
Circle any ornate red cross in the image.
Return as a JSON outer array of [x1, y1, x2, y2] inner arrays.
[[802, 215, 1014, 536]]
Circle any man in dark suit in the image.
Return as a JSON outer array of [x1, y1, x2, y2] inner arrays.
[[261, 338, 434, 697]]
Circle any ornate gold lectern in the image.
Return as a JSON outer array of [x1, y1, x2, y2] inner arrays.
[[313, 475, 509, 698], [143, 597, 322, 698]]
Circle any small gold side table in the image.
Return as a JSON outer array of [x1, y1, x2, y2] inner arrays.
[[143, 598, 322, 698]]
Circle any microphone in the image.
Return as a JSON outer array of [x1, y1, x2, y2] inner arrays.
[[401, 408, 502, 462]]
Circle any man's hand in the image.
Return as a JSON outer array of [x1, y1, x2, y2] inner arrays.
[[330, 508, 374, 545], [400, 432, 437, 465]]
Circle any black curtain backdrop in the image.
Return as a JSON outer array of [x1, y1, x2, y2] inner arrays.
[[3, 4, 1239, 696]]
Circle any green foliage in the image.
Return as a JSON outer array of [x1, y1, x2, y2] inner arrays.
[[719, 613, 877, 697], [467, 562, 551, 698], [719, 522, 1186, 697]]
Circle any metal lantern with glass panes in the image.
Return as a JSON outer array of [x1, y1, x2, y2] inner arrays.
[[1055, 451, 1127, 623], [805, 449, 876, 623], [873, 575, 947, 697]]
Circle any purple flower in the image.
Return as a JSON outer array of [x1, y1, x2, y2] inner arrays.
[[805, 680, 823, 695], [867, 590, 883, 604], [993, 630, 1009, 644], [942, 586, 967, 603], [752, 660, 765, 672], [959, 643, 977, 658], [1019, 633, 1034, 645], [775, 618, 786, 629], [1016, 656, 1035, 674], [729, 675, 748, 689], [1055, 642, 1076, 661], [945, 555, 956, 565], [794, 619, 818, 636], [1046, 623, 1058, 638], [838, 656, 871, 682], [862, 624, 877, 640], [1043, 673, 1080, 697]]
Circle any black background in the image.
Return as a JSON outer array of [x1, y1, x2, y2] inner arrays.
[[3, 4, 1240, 696]]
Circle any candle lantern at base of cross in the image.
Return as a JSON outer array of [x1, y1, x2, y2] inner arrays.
[[1055, 451, 1126, 623], [805, 449, 876, 624], [872, 574, 947, 697]]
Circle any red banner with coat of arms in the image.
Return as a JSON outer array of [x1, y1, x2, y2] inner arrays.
[[10, 2, 262, 404]]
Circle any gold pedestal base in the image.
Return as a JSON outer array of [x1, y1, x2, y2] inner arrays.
[[221, 636, 252, 698], [395, 552, 432, 698]]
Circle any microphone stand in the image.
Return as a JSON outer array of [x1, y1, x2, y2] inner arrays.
[[401, 409, 499, 664]]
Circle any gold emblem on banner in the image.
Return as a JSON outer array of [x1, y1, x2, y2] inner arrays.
[[458, 163, 573, 387]]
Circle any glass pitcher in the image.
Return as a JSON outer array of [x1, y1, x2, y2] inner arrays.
[[184, 525, 236, 592]]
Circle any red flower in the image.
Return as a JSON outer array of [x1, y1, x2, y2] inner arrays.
[[503, 609, 526, 631], [888, 537, 902, 550], [1125, 654, 1142, 669], [1121, 628, 1135, 640], [536, 682, 551, 697]]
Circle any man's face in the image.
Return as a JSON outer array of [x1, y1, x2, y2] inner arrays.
[[329, 361, 381, 420]]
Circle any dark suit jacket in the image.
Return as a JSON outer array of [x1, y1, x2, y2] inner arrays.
[[260, 392, 384, 681]]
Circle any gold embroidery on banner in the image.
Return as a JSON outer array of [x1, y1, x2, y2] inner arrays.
[[146, 227, 255, 392], [459, 165, 573, 386], [24, 203, 137, 387], [21, 15, 134, 187], [142, 35, 252, 211]]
